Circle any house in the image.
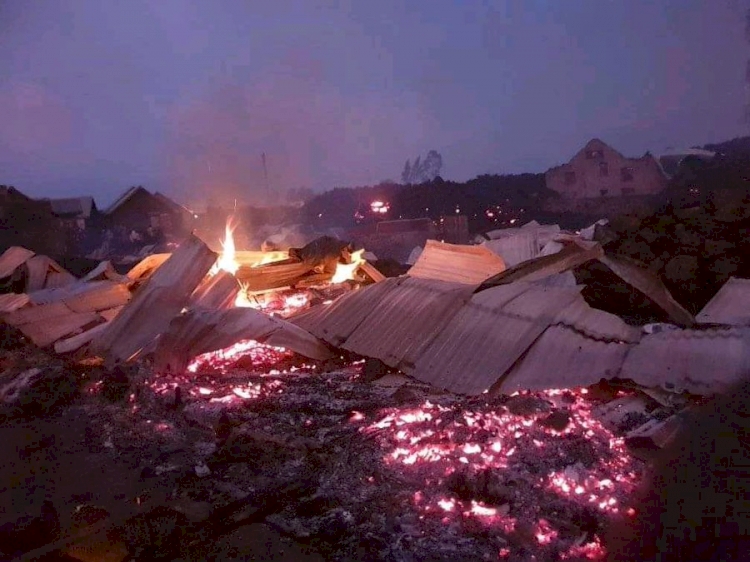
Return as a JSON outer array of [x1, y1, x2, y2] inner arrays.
[[44, 196, 98, 229], [545, 139, 668, 199], [0, 186, 68, 255], [103, 186, 195, 236]]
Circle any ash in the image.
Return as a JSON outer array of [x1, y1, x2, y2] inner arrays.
[[89, 346, 646, 561]]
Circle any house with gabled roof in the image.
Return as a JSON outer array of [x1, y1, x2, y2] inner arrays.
[[43, 196, 98, 229], [545, 139, 668, 199], [103, 186, 194, 236]]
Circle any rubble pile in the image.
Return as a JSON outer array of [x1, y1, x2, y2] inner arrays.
[[0, 215, 748, 560], [3, 342, 685, 561]]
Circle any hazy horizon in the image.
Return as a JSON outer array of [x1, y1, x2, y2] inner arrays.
[[0, 1, 747, 208]]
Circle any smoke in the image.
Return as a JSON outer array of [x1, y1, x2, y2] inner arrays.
[[162, 60, 438, 208]]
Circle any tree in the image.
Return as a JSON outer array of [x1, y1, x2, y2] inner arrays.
[[400, 150, 443, 184], [401, 160, 412, 184]]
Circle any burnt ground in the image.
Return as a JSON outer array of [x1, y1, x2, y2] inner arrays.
[[0, 342, 655, 562]]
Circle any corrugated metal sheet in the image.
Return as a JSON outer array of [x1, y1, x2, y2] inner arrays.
[[155, 306, 332, 372], [482, 231, 539, 268], [500, 325, 632, 393], [599, 255, 694, 326], [407, 240, 505, 284], [292, 278, 403, 346], [620, 327, 750, 394], [696, 277, 750, 325], [410, 284, 582, 395], [553, 296, 642, 343], [342, 278, 472, 369]]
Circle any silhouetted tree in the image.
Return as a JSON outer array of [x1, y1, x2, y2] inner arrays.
[[401, 150, 443, 184]]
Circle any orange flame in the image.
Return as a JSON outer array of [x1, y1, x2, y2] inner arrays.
[[216, 222, 238, 275], [332, 249, 365, 284]]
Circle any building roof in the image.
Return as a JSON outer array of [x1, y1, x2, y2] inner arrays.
[[46, 196, 96, 218], [103, 186, 150, 215]]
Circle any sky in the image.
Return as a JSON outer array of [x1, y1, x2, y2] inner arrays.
[[0, 0, 747, 208]]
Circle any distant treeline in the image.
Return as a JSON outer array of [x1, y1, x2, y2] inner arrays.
[[301, 173, 556, 234]]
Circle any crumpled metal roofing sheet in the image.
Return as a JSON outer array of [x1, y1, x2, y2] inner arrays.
[[291, 278, 404, 347], [553, 296, 642, 343], [695, 277, 750, 326], [482, 231, 539, 268], [410, 284, 582, 395], [500, 325, 633, 393], [620, 326, 750, 394], [407, 240, 505, 284], [342, 277, 472, 369]]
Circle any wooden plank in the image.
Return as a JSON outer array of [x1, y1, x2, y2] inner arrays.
[[17, 310, 100, 347], [190, 270, 240, 310], [82, 261, 129, 283], [0, 246, 34, 278], [235, 261, 314, 292], [359, 262, 385, 283], [54, 322, 109, 354], [28, 281, 131, 312], [0, 293, 30, 314], [99, 306, 124, 322], [92, 235, 218, 363], [126, 253, 171, 281], [234, 250, 289, 267], [64, 282, 132, 313], [4, 301, 73, 326]]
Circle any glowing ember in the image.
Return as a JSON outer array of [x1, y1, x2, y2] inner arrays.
[[233, 288, 310, 317], [364, 388, 643, 558], [331, 249, 366, 284], [187, 339, 292, 373]]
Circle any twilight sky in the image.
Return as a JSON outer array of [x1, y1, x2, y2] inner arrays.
[[0, 0, 746, 208]]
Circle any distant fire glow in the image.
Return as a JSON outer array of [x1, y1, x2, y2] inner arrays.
[[370, 200, 389, 214]]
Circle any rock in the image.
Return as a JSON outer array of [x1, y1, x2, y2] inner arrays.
[[673, 224, 702, 247], [709, 256, 740, 283], [361, 358, 391, 383], [664, 255, 699, 284], [617, 239, 656, 263], [704, 239, 735, 257], [538, 410, 571, 432], [194, 463, 211, 478], [505, 395, 551, 416]]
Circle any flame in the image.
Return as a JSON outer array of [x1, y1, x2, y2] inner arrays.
[[215, 222, 238, 275], [331, 249, 365, 284]]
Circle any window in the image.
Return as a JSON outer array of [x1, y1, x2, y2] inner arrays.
[[599, 162, 609, 177], [622, 187, 635, 196], [600, 189, 609, 196], [586, 149, 603, 159], [620, 167, 634, 182], [564, 171, 576, 185]]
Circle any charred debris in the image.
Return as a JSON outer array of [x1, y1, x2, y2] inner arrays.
[[0, 211, 748, 561]]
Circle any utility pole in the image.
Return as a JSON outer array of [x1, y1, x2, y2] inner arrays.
[[261, 152, 270, 202]]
